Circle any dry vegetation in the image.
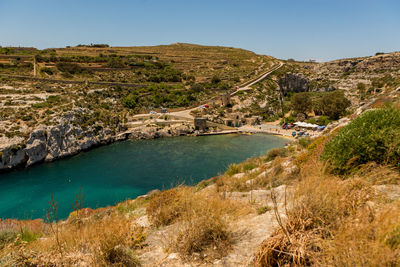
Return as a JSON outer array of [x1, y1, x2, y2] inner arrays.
[[146, 186, 252, 261], [0, 122, 399, 265], [253, 120, 400, 266]]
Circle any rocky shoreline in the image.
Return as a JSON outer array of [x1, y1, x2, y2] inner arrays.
[[0, 110, 195, 172]]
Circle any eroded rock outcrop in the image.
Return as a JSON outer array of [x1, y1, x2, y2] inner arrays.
[[278, 73, 309, 96], [0, 109, 119, 171], [0, 113, 196, 171]]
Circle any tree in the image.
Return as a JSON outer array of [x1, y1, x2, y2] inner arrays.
[[291, 92, 312, 115], [320, 90, 351, 120]]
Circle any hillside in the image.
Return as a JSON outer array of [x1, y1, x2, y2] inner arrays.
[[0, 104, 399, 266], [1, 45, 400, 266], [0, 44, 279, 171]]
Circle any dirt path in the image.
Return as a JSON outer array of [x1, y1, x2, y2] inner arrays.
[[137, 186, 289, 267]]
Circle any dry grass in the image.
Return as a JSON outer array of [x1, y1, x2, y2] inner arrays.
[[146, 186, 192, 227], [172, 196, 233, 261], [146, 186, 251, 261], [254, 168, 376, 266], [353, 162, 400, 185], [321, 203, 400, 266], [254, 153, 400, 267], [1, 210, 143, 266]]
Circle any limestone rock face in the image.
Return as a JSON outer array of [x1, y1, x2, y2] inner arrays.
[[0, 110, 119, 171], [0, 110, 196, 171], [278, 73, 309, 96], [25, 139, 47, 166], [0, 141, 27, 171]]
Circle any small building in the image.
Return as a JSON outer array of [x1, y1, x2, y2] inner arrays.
[[224, 113, 245, 127], [194, 117, 207, 132]]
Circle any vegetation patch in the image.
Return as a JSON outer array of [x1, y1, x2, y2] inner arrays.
[[322, 106, 400, 174]]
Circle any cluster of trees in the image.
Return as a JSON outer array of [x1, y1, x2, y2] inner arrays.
[[75, 44, 110, 48], [291, 91, 351, 120], [121, 83, 201, 110], [147, 67, 182, 83]]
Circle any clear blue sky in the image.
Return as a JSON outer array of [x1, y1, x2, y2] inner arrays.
[[1, 0, 399, 61]]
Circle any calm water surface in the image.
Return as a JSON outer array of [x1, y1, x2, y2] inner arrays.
[[0, 134, 286, 220]]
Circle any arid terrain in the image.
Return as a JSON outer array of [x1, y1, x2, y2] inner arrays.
[[0, 44, 400, 266]]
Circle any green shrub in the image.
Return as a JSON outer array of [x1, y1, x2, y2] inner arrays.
[[19, 228, 40, 243], [107, 57, 126, 68], [298, 137, 312, 148], [317, 115, 331, 126], [122, 94, 138, 109], [291, 92, 312, 115], [322, 107, 400, 174], [56, 62, 85, 74], [266, 147, 288, 161], [226, 163, 241, 176], [257, 206, 271, 215], [211, 75, 221, 84]]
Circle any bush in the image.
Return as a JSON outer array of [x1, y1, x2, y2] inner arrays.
[[317, 115, 331, 126], [226, 163, 241, 176], [56, 62, 84, 74], [211, 75, 221, 84], [322, 107, 400, 174], [266, 147, 288, 161], [173, 208, 231, 260], [190, 83, 203, 92], [107, 57, 126, 68], [146, 187, 189, 226], [122, 94, 138, 109], [298, 137, 312, 148]]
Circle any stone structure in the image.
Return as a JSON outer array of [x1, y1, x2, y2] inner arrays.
[[245, 116, 262, 126], [223, 113, 245, 127], [194, 117, 207, 131], [219, 93, 231, 107]]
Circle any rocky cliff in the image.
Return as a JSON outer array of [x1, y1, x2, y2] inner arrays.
[[0, 109, 119, 171], [0, 110, 196, 172], [278, 73, 309, 96]]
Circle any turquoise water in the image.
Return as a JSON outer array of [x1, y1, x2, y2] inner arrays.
[[0, 134, 286, 220]]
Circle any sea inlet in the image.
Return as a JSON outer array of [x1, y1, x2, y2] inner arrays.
[[0, 134, 286, 219]]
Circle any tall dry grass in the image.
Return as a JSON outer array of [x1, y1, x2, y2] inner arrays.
[[3, 210, 143, 266], [254, 139, 400, 267], [146, 186, 251, 261]]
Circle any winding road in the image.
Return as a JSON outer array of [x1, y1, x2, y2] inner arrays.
[[168, 61, 284, 120]]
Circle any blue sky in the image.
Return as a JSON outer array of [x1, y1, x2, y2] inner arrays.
[[0, 0, 399, 61]]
